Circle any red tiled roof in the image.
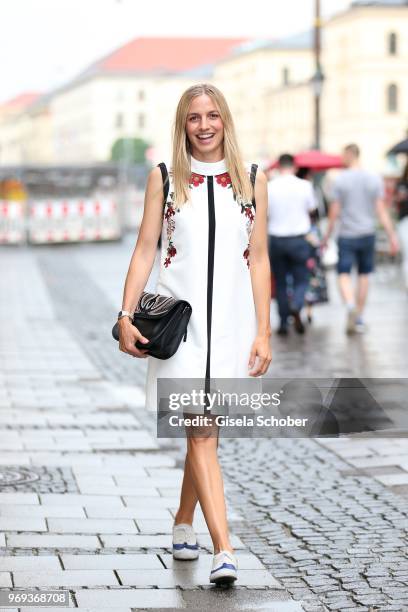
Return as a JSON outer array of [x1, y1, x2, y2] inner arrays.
[[0, 92, 41, 110], [95, 37, 247, 74]]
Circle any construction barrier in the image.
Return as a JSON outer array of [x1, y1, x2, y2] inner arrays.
[[28, 199, 121, 244], [0, 201, 26, 244]]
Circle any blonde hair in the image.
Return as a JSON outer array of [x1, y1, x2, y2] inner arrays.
[[171, 83, 253, 207]]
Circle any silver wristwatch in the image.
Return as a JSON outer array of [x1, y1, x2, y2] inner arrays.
[[117, 309, 132, 321]]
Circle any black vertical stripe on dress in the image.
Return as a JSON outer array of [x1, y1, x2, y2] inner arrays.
[[204, 176, 216, 411]]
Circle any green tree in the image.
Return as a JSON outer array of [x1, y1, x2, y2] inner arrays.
[[111, 138, 150, 164]]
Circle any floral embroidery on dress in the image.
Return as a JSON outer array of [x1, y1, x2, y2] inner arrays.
[[243, 246, 250, 267], [216, 172, 232, 188], [241, 202, 255, 223], [214, 168, 256, 268], [189, 172, 205, 188], [240, 172, 256, 268], [163, 192, 179, 267]]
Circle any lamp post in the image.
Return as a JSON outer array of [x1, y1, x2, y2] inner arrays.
[[311, 0, 325, 150]]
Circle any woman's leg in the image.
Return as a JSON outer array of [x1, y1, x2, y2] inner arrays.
[[175, 417, 231, 554], [174, 426, 221, 526], [174, 453, 198, 525], [187, 420, 232, 554]]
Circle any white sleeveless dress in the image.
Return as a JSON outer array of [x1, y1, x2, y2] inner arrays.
[[145, 156, 258, 413]]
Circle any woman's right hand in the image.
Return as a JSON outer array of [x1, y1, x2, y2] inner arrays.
[[118, 318, 150, 358]]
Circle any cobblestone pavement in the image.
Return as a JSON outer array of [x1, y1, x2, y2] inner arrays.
[[1, 234, 408, 612]]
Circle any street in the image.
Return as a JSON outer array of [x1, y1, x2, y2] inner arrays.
[[0, 233, 408, 612]]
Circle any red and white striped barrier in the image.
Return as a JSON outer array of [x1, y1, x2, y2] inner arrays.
[[28, 199, 121, 244], [0, 201, 26, 244]]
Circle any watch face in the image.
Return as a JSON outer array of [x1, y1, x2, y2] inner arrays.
[[118, 311, 131, 319]]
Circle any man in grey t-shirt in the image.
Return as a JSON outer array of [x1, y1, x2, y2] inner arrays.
[[324, 144, 398, 334], [332, 168, 384, 238]]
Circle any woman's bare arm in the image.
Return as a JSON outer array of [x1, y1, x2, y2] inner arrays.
[[248, 169, 272, 376], [118, 165, 165, 358]]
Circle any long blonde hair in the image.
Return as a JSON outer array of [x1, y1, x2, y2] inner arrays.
[[171, 83, 253, 207]]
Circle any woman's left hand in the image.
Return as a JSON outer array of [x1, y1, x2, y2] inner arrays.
[[248, 334, 272, 376]]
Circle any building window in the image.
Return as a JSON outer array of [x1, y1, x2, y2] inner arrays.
[[282, 67, 290, 86], [388, 32, 397, 55], [115, 113, 124, 128], [138, 113, 145, 129], [387, 84, 398, 113]]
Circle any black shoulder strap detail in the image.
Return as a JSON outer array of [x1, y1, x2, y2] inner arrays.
[[157, 162, 169, 208], [250, 163, 258, 210]]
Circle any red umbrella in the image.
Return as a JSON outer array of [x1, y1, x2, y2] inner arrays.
[[267, 150, 343, 172]]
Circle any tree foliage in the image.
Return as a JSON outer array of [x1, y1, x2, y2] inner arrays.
[[111, 138, 150, 163]]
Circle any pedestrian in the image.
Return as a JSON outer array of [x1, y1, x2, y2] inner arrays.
[[296, 167, 329, 324], [267, 154, 317, 335], [323, 144, 399, 334], [394, 159, 408, 290], [117, 83, 272, 586]]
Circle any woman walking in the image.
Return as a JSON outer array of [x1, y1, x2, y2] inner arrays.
[[117, 83, 272, 586], [296, 167, 329, 323]]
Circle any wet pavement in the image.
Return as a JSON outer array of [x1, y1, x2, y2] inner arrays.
[[0, 233, 407, 611]]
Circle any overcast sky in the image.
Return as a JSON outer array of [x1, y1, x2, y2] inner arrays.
[[1, 0, 351, 103]]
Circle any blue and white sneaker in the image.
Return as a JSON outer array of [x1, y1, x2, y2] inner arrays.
[[355, 316, 367, 333], [172, 523, 199, 560], [346, 306, 358, 334], [209, 550, 238, 585]]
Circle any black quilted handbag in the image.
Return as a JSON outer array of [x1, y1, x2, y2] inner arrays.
[[112, 291, 192, 360]]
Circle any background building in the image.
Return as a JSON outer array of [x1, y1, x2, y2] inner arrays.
[[0, 38, 245, 166], [213, 32, 314, 164], [322, 0, 408, 170], [215, 0, 407, 171], [0, 1, 407, 172], [0, 93, 41, 164]]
